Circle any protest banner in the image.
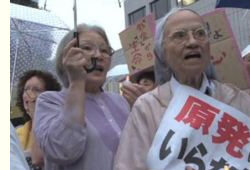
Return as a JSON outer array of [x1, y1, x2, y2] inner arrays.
[[147, 85, 250, 170], [119, 14, 155, 76], [202, 9, 250, 90]]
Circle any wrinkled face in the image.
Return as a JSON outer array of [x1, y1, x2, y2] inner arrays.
[[23, 76, 45, 116], [78, 31, 112, 88], [139, 78, 155, 92], [163, 10, 211, 79]]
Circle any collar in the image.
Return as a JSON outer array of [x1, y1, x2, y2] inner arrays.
[[170, 73, 215, 96]]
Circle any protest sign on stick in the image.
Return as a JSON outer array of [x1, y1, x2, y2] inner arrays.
[[202, 9, 250, 89], [119, 14, 156, 77]]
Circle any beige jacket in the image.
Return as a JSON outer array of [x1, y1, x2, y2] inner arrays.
[[113, 80, 250, 170]]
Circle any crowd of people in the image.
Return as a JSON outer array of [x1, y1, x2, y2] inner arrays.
[[10, 7, 250, 170]]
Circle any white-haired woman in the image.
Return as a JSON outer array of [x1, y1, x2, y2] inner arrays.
[[34, 24, 130, 170], [114, 8, 250, 170]]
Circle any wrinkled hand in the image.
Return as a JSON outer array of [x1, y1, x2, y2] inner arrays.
[[62, 39, 90, 85], [121, 80, 148, 108]]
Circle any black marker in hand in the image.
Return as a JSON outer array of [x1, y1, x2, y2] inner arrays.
[[73, 0, 96, 73]]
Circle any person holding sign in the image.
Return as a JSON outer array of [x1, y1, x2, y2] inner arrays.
[[242, 45, 250, 76], [34, 24, 130, 170], [136, 71, 155, 92], [113, 8, 250, 170], [242, 45, 250, 95]]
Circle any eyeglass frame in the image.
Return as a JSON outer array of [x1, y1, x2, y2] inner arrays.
[[79, 41, 114, 58], [23, 86, 44, 99], [165, 26, 209, 44]]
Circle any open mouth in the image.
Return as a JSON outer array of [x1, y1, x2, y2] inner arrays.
[[94, 65, 104, 72], [184, 54, 201, 60]]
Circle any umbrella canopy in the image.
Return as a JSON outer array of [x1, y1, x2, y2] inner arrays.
[[216, 0, 250, 9], [10, 3, 70, 96]]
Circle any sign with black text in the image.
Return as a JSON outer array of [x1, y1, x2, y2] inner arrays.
[[147, 86, 250, 170], [119, 14, 155, 74]]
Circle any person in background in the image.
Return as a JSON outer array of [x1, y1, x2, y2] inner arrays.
[[16, 70, 61, 170], [113, 8, 250, 170], [11, 122, 29, 170], [136, 71, 155, 92], [241, 44, 250, 76], [241, 45, 250, 95], [121, 70, 156, 108], [34, 23, 130, 170]]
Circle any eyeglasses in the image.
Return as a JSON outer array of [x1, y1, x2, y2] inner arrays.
[[24, 87, 43, 93], [24, 87, 44, 99], [79, 42, 114, 58], [167, 27, 208, 44]]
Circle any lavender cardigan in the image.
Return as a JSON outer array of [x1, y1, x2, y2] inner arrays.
[[34, 89, 130, 170]]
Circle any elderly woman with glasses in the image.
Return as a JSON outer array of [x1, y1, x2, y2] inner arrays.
[[15, 70, 61, 170], [113, 8, 250, 170], [34, 24, 130, 170]]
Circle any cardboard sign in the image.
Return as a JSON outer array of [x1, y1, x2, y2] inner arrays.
[[147, 85, 250, 170], [202, 9, 250, 89], [119, 14, 156, 74]]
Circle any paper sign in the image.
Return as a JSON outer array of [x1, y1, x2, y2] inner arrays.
[[202, 9, 250, 89], [119, 14, 156, 74], [147, 85, 250, 170]]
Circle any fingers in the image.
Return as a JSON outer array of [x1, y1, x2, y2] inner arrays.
[[62, 38, 90, 83], [122, 92, 136, 107], [62, 38, 90, 68], [121, 87, 138, 105], [63, 51, 88, 69], [133, 84, 148, 94], [62, 38, 77, 58], [121, 82, 148, 107], [122, 82, 146, 97], [25, 91, 38, 101]]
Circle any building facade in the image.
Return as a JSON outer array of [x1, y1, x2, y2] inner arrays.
[[124, 0, 250, 51]]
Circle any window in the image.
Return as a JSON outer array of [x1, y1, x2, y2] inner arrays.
[[129, 7, 146, 25], [150, 0, 170, 20], [11, 0, 38, 8], [176, 0, 199, 6]]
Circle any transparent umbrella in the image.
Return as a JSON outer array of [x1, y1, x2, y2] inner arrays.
[[10, 3, 70, 99]]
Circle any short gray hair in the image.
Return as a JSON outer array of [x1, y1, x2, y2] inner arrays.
[[154, 8, 217, 85], [55, 23, 112, 87]]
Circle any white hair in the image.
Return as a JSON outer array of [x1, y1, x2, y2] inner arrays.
[[55, 23, 112, 87]]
